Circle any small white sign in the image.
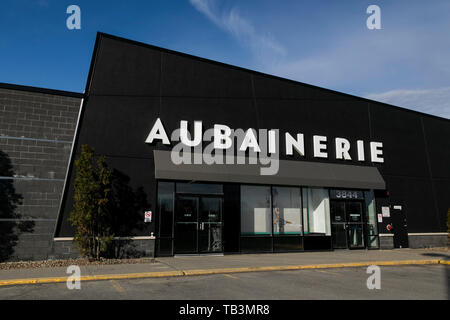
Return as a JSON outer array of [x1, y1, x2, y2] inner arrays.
[[377, 214, 383, 223], [382, 206, 390, 217], [393, 205, 402, 210], [144, 211, 152, 223]]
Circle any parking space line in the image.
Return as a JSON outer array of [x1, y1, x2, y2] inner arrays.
[[109, 280, 126, 296], [315, 269, 343, 276]]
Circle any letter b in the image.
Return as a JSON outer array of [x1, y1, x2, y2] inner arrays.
[[214, 124, 232, 149]]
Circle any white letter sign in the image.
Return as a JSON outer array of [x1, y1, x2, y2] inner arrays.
[[145, 118, 170, 145]]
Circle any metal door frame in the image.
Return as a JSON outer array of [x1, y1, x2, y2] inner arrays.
[[391, 203, 409, 248], [174, 193, 224, 255], [330, 199, 366, 249]]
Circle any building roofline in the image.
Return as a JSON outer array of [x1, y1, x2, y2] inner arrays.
[[94, 31, 449, 123], [0, 82, 84, 99]]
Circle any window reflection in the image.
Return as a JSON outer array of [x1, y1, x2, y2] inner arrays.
[[158, 182, 174, 237], [240, 185, 272, 235], [176, 183, 223, 194], [364, 190, 379, 248], [302, 188, 331, 236], [272, 187, 302, 235]]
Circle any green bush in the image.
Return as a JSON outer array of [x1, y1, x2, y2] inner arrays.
[[69, 144, 114, 259], [447, 208, 450, 234]]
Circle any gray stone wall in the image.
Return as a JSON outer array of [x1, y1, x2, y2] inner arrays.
[[0, 86, 81, 261], [408, 234, 448, 248], [379, 234, 394, 249]]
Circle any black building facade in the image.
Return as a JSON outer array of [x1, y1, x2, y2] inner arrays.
[[55, 32, 449, 257], [2, 32, 449, 260]]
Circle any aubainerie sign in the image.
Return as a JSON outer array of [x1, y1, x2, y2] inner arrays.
[[144, 118, 384, 163]]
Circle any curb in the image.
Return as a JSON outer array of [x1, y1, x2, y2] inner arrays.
[[0, 259, 447, 287]]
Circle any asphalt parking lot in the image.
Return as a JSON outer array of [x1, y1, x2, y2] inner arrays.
[[0, 264, 448, 300]]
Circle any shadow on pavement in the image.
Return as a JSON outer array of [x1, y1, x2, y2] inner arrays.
[[421, 251, 450, 299]]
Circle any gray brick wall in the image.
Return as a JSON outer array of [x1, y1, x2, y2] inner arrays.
[[379, 235, 394, 249], [0, 87, 81, 261], [408, 234, 448, 248]]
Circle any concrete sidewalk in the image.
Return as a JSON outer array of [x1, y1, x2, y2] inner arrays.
[[0, 248, 448, 285]]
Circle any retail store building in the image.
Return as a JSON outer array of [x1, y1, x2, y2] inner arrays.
[[1, 33, 449, 260]]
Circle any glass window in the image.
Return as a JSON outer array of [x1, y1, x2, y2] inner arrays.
[[200, 197, 222, 222], [330, 201, 345, 223], [240, 185, 272, 236], [158, 182, 174, 238], [302, 188, 331, 236], [364, 190, 379, 248], [346, 202, 363, 222], [157, 238, 173, 256], [272, 187, 302, 235], [176, 196, 197, 222], [176, 183, 223, 194], [348, 224, 365, 248]]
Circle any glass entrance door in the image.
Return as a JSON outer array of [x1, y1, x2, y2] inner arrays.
[[331, 202, 347, 249], [198, 197, 223, 253], [346, 202, 365, 249], [174, 195, 223, 254], [330, 200, 365, 249], [175, 196, 198, 254]]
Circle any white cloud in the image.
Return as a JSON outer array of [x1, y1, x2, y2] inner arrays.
[[366, 87, 450, 119], [189, 0, 285, 63], [189, 1, 450, 119], [270, 27, 450, 88]]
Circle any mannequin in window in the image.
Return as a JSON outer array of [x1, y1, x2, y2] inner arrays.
[[273, 208, 292, 233]]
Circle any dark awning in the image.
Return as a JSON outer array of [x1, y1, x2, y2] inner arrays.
[[153, 150, 385, 190]]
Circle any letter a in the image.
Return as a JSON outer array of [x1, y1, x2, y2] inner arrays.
[[66, 5, 81, 30], [366, 265, 381, 289], [366, 5, 381, 30], [145, 118, 170, 145]]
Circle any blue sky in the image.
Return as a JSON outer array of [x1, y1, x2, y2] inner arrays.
[[1, 0, 449, 118]]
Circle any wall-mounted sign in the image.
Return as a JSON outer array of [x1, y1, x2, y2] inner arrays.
[[382, 206, 390, 217], [393, 205, 402, 210], [330, 190, 364, 200], [145, 118, 385, 163], [144, 211, 152, 223], [377, 214, 383, 223]]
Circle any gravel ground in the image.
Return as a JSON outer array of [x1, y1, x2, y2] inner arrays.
[[0, 257, 156, 270]]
